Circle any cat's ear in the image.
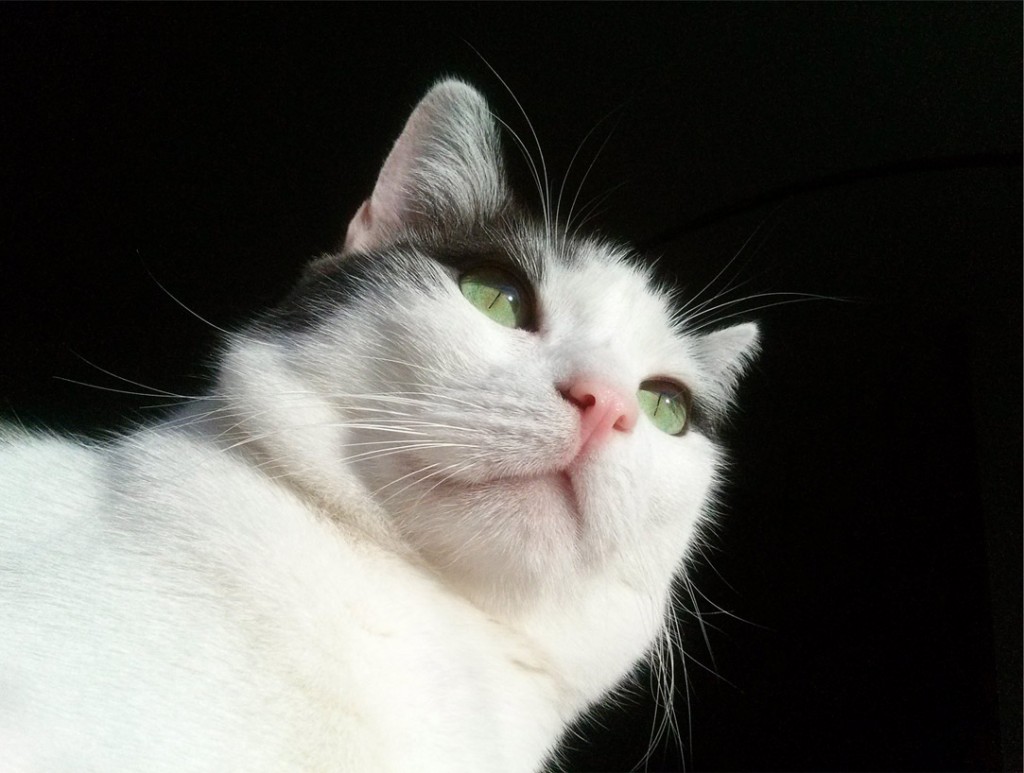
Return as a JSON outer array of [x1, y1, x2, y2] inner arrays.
[[343, 79, 510, 254], [693, 322, 760, 411]]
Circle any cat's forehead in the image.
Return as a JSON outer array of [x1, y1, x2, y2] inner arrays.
[[545, 242, 671, 331], [424, 219, 696, 371], [542, 241, 697, 372], [431, 218, 684, 340]]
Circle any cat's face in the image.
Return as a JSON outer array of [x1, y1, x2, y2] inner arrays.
[[230, 81, 756, 610]]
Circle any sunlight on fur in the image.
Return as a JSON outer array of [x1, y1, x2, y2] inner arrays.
[[0, 78, 758, 772]]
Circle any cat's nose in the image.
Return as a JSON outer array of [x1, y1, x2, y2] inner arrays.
[[561, 378, 638, 455]]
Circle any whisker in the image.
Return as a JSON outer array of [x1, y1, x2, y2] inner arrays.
[[63, 352, 207, 399], [687, 293, 838, 332], [142, 265, 271, 347], [372, 462, 443, 499], [564, 112, 625, 241], [566, 182, 628, 243], [470, 47, 552, 242], [53, 378, 197, 402], [681, 574, 717, 672], [491, 111, 548, 231], [675, 203, 789, 319], [376, 459, 467, 504]]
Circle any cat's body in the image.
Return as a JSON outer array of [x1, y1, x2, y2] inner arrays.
[[1, 423, 565, 771], [0, 80, 757, 771]]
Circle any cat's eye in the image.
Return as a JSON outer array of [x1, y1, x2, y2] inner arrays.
[[458, 267, 533, 330], [637, 380, 690, 436]]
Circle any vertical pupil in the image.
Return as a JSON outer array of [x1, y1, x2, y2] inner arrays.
[[637, 381, 688, 435], [459, 269, 530, 330]]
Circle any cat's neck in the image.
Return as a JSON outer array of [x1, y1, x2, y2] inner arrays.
[[179, 338, 674, 718]]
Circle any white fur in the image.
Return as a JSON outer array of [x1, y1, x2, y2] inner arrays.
[[0, 80, 758, 772]]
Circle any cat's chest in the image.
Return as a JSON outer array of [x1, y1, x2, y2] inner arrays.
[[106, 428, 567, 769]]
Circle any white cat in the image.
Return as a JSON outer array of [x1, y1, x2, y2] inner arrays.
[[0, 79, 758, 772]]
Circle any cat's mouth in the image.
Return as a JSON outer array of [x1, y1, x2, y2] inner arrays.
[[491, 469, 581, 524], [431, 469, 581, 523], [534, 470, 578, 518]]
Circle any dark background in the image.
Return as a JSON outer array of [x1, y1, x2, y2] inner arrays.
[[1, 6, 1020, 772]]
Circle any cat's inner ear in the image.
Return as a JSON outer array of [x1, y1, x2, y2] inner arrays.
[[343, 79, 511, 255]]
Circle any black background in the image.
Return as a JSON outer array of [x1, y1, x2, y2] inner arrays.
[[1, 6, 1020, 772]]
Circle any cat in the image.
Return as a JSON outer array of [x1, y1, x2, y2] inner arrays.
[[0, 78, 758, 772]]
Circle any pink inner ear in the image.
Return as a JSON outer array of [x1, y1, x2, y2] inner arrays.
[[339, 80, 505, 256], [343, 199, 374, 254], [341, 109, 426, 255]]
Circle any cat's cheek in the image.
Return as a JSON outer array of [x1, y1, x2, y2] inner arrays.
[[641, 436, 723, 571], [568, 426, 715, 559]]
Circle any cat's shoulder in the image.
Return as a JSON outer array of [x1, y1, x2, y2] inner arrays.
[[0, 425, 103, 504]]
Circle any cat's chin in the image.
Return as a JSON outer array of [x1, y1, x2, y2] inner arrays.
[[386, 466, 587, 604]]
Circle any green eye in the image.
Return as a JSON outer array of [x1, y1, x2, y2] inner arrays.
[[637, 379, 690, 436], [458, 267, 532, 329]]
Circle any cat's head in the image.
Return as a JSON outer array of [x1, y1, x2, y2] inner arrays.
[[224, 80, 757, 611]]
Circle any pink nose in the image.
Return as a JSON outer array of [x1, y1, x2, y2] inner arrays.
[[561, 378, 638, 455]]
